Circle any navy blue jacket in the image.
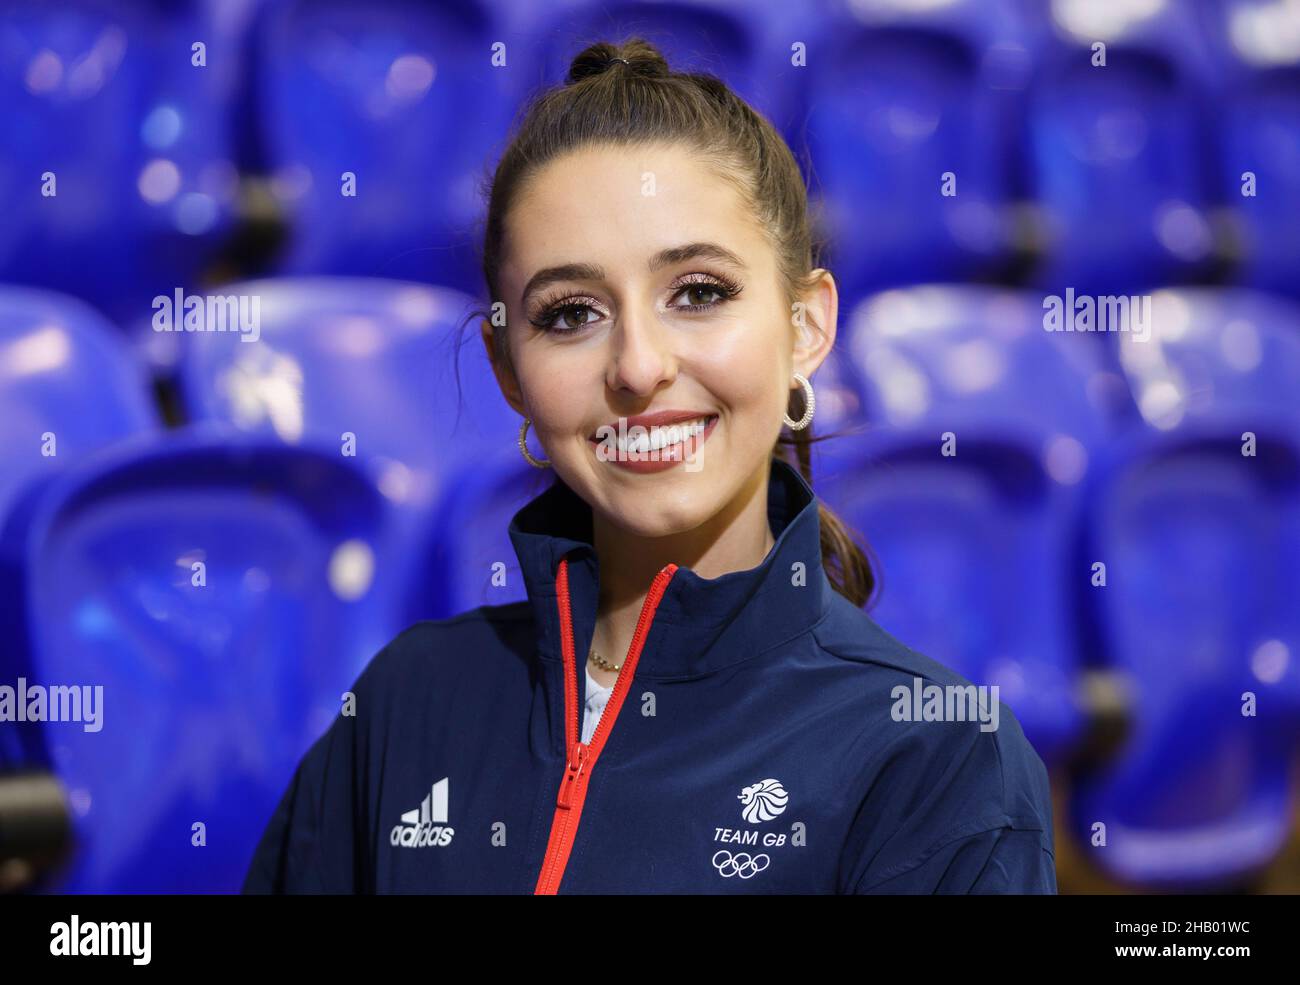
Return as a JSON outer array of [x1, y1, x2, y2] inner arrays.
[[243, 458, 1057, 893]]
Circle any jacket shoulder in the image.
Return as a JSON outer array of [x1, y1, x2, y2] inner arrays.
[[354, 601, 535, 690], [813, 590, 978, 689], [812, 594, 1057, 892]]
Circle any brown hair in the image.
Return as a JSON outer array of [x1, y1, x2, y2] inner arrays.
[[460, 37, 877, 608]]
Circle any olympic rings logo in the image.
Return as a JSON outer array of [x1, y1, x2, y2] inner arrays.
[[711, 850, 770, 879]]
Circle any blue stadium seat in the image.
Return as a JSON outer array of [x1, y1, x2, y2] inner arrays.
[[0, 1, 237, 329], [805, 0, 1029, 306], [0, 286, 158, 531], [1203, 0, 1300, 298], [409, 447, 552, 622], [176, 277, 520, 595], [822, 285, 1122, 764], [1070, 287, 1300, 888], [0, 434, 394, 892], [253, 0, 514, 294], [1021, 0, 1218, 293]]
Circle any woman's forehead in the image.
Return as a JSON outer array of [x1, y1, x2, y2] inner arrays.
[[503, 144, 768, 283]]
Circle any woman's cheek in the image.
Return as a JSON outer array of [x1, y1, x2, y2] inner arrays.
[[520, 356, 586, 436]]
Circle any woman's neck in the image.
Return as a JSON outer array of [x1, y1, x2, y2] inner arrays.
[[586, 463, 777, 688]]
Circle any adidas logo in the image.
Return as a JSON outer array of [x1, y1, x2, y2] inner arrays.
[[390, 777, 456, 848]]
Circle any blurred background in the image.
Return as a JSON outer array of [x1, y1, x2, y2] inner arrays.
[[0, 0, 1298, 894]]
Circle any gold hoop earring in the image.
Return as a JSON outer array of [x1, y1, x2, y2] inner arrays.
[[783, 372, 815, 431], [518, 417, 552, 468]]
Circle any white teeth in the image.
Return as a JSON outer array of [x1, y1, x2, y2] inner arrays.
[[617, 417, 711, 455]]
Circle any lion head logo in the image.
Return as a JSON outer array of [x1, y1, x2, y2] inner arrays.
[[738, 778, 788, 823]]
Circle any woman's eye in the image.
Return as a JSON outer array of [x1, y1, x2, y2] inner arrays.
[[678, 284, 724, 307], [537, 302, 601, 333], [670, 281, 733, 309], [533, 278, 737, 332], [557, 304, 598, 331]]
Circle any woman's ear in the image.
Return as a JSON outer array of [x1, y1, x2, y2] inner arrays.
[[481, 317, 526, 417], [791, 268, 838, 380]]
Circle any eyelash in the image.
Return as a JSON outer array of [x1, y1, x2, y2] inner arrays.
[[527, 272, 743, 334]]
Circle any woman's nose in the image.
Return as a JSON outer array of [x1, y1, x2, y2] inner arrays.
[[606, 305, 676, 396]]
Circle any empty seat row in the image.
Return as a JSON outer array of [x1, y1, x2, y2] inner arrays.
[[2, 0, 1297, 344]]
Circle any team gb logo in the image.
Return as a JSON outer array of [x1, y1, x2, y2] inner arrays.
[[738, 778, 788, 823]]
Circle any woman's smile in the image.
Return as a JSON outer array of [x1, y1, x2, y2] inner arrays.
[[588, 412, 720, 472]]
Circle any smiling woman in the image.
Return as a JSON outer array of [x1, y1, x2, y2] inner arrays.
[[243, 37, 1059, 897], [473, 40, 873, 639]]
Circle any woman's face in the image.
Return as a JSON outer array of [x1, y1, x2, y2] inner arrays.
[[487, 141, 836, 538]]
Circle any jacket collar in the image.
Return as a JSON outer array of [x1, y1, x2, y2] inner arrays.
[[507, 457, 834, 681]]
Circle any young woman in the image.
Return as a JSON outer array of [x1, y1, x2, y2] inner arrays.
[[244, 39, 1057, 894]]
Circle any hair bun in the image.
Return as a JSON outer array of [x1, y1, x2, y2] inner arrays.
[[566, 39, 671, 85]]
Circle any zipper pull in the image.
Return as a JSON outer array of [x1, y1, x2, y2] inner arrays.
[[557, 740, 589, 809]]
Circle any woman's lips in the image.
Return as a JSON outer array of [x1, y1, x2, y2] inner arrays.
[[588, 415, 718, 473]]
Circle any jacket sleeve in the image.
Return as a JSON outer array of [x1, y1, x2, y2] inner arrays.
[[853, 823, 1057, 894], [240, 705, 364, 894], [839, 696, 1058, 895], [241, 623, 431, 894]]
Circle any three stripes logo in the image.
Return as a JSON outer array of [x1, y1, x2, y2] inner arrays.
[[390, 777, 455, 848]]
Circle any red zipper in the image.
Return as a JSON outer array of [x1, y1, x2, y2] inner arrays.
[[533, 555, 678, 894]]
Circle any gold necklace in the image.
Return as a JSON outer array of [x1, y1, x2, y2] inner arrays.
[[588, 648, 622, 672]]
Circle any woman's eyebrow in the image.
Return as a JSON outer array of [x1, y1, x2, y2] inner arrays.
[[648, 242, 747, 274], [521, 262, 603, 305], [520, 242, 747, 305]]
